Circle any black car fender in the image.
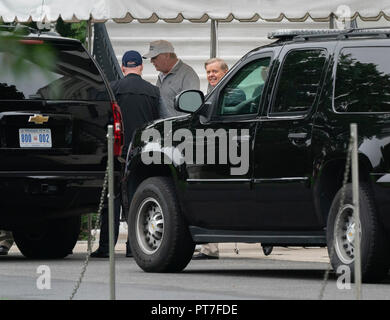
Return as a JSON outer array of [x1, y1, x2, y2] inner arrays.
[[121, 136, 188, 217]]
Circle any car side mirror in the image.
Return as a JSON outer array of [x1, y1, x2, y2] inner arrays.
[[174, 90, 205, 114]]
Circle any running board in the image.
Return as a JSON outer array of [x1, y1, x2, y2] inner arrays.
[[189, 226, 326, 246]]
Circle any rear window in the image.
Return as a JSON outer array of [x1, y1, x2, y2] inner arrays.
[[334, 47, 390, 113], [0, 39, 110, 101]]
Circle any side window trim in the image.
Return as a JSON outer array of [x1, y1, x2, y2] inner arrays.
[[209, 52, 274, 122], [267, 47, 328, 119]]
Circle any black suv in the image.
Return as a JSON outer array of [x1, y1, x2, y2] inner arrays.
[[0, 27, 123, 258], [124, 28, 390, 282]]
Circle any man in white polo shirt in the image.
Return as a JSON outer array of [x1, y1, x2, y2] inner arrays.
[[143, 40, 200, 117]]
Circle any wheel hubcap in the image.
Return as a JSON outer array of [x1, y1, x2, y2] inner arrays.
[[136, 197, 164, 254], [334, 204, 360, 264]]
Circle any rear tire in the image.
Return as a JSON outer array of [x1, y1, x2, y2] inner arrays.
[[128, 176, 195, 272], [326, 183, 390, 282], [13, 216, 81, 259]]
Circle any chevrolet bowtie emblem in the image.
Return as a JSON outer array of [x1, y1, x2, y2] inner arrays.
[[28, 114, 49, 125]]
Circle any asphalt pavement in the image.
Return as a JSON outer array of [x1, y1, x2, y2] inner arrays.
[[3, 242, 390, 301], [3, 227, 390, 301]]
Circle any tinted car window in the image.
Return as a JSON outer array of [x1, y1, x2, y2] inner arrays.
[[218, 57, 270, 116], [334, 47, 390, 113], [270, 49, 326, 115], [0, 40, 109, 101]]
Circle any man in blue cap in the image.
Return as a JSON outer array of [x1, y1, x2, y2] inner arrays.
[[91, 50, 161, 258], [113, 50, 161, 155]]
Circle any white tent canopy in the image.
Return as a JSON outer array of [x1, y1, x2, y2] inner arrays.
[[1, 0, 390, 23]]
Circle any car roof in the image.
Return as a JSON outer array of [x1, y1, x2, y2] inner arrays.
[[267, 28, 390, 43], [241, 27, 390, 59]]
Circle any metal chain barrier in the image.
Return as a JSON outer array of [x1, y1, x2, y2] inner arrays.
[[69, 165, 109, 300], [318, 133, 354, 299]]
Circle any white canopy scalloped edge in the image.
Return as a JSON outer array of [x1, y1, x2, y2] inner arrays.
[[1, 0, 390, 23]]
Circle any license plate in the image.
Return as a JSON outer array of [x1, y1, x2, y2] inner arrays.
[[19, 128, 52, 148]]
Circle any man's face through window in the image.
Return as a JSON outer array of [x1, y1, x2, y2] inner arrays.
[[206, 61, 228, 87]]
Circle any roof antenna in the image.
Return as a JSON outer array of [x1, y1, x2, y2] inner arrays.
[[36, 0, 47, 35]]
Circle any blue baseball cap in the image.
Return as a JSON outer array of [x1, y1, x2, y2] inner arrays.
[[122, 50, 142, 68]]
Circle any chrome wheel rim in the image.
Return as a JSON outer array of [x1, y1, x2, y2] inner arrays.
[[333, 204, 359, 264], [136, 197, 164, 254]]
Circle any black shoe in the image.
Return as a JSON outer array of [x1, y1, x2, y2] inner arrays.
[[90, 249, 109, 258], [262, 245, 273, 256], [0, 246, 9, 256], [126, 241, 133, 258], [192, 252, 219, 260]]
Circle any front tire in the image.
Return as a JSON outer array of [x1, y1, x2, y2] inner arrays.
[[128, 176, 195, 272], [326, 183, 390, 282]]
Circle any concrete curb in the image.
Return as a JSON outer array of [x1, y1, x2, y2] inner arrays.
[[8, 222, 330, 264], [72, 238, 330, 264]]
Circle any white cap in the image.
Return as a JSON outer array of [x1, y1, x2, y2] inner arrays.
[[143, 40, 175, 59]]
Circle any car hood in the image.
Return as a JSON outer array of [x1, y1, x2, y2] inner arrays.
[[141, 113, 192, 133]]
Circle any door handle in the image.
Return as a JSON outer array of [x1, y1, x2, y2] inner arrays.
[[288, 132, 308, 139]]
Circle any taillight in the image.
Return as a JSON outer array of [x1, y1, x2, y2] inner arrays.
[[111, 102, 124, 157], [19, 39, 44, 44]]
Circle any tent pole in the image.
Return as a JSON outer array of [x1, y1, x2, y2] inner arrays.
[[210, 19, 219, 58], [208, 19, 219, 92], [329, 13, 335, 29], [87, 18, 93, 54]]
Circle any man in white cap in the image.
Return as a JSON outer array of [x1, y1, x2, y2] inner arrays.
[[143, 40, 200, 117]]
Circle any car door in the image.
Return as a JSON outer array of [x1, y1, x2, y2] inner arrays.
[[183, 52, 275, 229], [252, 44, 332, 230]]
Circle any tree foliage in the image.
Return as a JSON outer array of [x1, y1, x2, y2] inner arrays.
[[55, 17, 87, 44]]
